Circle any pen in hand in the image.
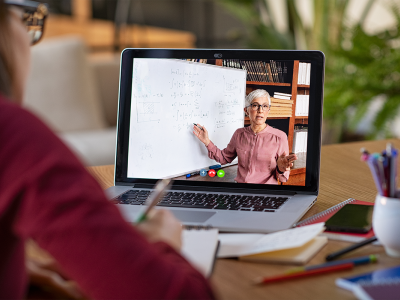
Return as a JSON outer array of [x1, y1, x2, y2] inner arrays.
[[136, 178, 172, 223], [193, 123, 204, 131]]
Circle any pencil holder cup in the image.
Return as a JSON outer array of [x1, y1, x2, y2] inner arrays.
[[373, 193, 400, 258]]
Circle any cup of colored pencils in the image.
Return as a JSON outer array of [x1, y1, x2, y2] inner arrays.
[[362, 143, 400, 257]]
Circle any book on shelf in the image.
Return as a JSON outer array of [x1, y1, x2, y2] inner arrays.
[[305, 63, 311, 85], [266, 63, 274, 82], [275, 92, 292, 97], [271, 110, 292, 115], [271, 97, 294, 104], [222, 59, 288, 83], [184, 59, 208, 64], [268, 112, 292, 118], [274, 95, 291, 100], [292, 125, 308, 153], [274, 92, 291, 100], [295, 94, 309, 117], [298, 62, 311, 85], [272, 103, 292, 108]]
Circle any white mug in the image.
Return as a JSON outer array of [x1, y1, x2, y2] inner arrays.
[[373, 193, 400, 257]]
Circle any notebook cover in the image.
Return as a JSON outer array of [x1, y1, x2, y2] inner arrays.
[[353, 279, 400, 300], [336, 265, 400, 291]]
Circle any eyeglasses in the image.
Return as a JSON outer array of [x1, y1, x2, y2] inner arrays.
[[5, 0, 49, 45], [248, 103, 270, 111]]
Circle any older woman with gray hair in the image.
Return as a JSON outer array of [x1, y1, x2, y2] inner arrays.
[[193, 89, 297, 184]]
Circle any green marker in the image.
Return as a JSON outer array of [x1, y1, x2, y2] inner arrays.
[[217, 170, 225, 178]]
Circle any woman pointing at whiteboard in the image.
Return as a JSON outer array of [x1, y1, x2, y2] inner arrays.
[[193, 89, 297, 184]]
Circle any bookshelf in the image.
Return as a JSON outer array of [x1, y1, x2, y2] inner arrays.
[[246, 82, 290, 87], [215, 59, 308, 186]]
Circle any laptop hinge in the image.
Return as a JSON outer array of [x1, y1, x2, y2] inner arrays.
[[129, 183, 296, 196]]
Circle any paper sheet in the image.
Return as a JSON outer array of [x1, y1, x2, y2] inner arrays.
[[218, 222, 325, 258], [181, 229, 219, 277]]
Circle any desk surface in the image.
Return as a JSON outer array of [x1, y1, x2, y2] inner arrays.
[[85, 139, 400, 300]]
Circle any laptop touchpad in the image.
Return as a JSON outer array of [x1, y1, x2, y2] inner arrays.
[[170, 210, 216, 223]]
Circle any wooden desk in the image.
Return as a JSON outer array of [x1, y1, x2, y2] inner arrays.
[[31, 139, 400, 299]]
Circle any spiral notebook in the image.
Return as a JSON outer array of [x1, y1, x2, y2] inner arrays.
[[293, 198, 375, 242]]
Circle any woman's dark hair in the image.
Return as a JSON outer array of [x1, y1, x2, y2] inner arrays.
[[0, 0, 14, 98]]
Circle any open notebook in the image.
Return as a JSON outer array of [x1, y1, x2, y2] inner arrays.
[[181, 228, 219, 277], [217, 223, 326, 265]]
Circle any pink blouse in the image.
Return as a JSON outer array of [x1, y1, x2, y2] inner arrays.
[[206, 126, 290, 184]]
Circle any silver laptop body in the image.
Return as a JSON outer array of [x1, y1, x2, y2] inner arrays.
[[106, 49, 325, 233]]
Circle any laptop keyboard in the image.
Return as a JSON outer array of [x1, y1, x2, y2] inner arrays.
[[112, 190, 288, 212]]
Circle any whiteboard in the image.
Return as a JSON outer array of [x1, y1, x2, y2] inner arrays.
[[127, 59, 246, 179]]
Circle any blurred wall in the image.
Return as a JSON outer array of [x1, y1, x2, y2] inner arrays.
[[92, 0, 248, 49]]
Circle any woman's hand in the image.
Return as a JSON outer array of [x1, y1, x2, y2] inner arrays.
[[136, 209, 183, 251], [193, 124, 210, 146], [27, 258, 84, 299], [277, 151, 298, 173]]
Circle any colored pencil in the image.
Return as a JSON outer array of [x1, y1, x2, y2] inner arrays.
[[253, 263, 354, 284]]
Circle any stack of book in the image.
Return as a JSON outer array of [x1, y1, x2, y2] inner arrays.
[[292, 125, 308, 153], [222, 59, 288, 83], [298, 62, 311, 85], [295, 94, 309, 117], [269, 92, 293, 118]]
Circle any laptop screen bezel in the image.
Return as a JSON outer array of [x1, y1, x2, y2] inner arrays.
[[115, 49, 324, 194]]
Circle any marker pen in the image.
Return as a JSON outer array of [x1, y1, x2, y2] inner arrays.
[[209, 164, 222, 170], [186, 171, 200, 178], [193, 123, 204, 131]]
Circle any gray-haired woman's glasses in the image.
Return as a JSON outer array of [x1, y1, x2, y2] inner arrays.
[[248, 103, 270, 111], [5, 0, 48, 45]]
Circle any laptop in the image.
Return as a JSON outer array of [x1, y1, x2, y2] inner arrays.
[[106, 49, 325, 233]]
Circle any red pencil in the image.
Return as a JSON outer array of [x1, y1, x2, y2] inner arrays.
[[253, 263, 354, 285]]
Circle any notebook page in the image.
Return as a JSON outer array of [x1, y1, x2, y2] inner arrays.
[[218, 223, 325, 258], [181, 229, 219, 277]]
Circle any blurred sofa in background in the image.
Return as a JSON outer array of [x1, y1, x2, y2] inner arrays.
[[24, 36, 120, 166]]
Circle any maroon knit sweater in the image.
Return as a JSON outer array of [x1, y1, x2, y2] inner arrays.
[[0, 96, 214, 299]]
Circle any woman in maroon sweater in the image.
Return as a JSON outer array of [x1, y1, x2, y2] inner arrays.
[[0, 1, 214, 299]]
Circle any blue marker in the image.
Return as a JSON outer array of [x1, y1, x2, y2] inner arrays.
[[186, 171, 200, 178], [209, 164, 222, 170]]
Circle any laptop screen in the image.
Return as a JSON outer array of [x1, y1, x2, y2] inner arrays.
[[116, 50, 324, 194]]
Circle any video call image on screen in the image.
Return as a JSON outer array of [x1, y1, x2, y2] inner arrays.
[[127, 58, 309, 186]]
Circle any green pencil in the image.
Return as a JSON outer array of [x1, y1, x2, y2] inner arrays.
[[136, 178, 172, 223]]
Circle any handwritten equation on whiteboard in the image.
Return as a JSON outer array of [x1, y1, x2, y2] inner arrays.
[[131, 59, 244, 129], [128, 59, 246, 179]]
